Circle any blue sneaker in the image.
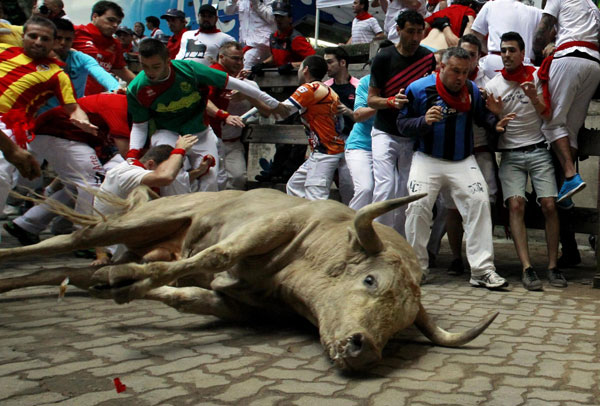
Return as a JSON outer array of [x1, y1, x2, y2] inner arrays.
[[556, 197, 574, 210], [557, 173, 585, 202]]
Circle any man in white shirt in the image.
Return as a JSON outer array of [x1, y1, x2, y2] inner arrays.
[[466, 0, 542, 79], [145, 16, 164, 39], [224, 0, 276, 70], [175, 4, 235, 66], [349, 0, 385, 44], [532, 0, 600, 205], [485, 31, 563, 291], [93, 135, 202, 264], [380, 0, 427, 42]]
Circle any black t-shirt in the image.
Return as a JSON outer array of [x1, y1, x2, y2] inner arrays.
[[329, 81, 356, 136], [369, 46, 436, 136]]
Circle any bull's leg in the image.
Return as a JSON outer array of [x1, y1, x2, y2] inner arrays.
[[92, 213, 310, 303], [0, 266, 97, 293], [143, 286, 249, 321], [0, 218, 191, 263]]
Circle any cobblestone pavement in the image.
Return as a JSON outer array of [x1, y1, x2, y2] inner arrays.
[[1, 223, 599, 406]]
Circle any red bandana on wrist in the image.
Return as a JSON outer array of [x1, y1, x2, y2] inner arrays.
[[356, 11, 373, 21], [196, 27, 221, 34], [435, 72, 471, 113], [1, 109, 35, 148], [500, 64, 535, 84]]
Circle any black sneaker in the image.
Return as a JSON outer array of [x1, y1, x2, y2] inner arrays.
[[3, 221, 40, 246], [447, 258, 465, 276], [557, 250, 581, 268], [547, 268, 567, 288], [522, 267, 543, 291]]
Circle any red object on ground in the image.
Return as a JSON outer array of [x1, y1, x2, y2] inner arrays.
[[113, 377, 126, 393]]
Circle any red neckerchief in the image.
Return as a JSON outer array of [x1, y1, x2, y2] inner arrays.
[[274, 27, 293, 39], [500, 64, 535, 84], [169, 28, 187, 43], [196, 27, 221, 34], [435, 72, 471, 112], [538, 40, 599, 116], [136, 62, 177, 107], [1, 109, 35, 148], [468, 67, 478, 81], [130, 159, 146, 169], [356, 11, 373, 21]]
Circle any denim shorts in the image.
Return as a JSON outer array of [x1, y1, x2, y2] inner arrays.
[[498, 147, 557, 203]]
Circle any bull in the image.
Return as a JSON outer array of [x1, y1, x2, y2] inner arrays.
[[0, 188, 497, 370]]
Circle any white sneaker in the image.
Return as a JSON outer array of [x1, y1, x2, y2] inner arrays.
[[470, 271, 508, 289]]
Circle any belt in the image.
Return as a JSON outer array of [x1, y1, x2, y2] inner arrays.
[[500, 141, 547, 153]]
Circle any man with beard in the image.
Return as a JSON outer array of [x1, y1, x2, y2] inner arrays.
[[367, 10, 435, 236], [127, 39, 288, 193], [72, 1, 135, 95], [175, 4, 234, 66], [397, 47, 514, 287]]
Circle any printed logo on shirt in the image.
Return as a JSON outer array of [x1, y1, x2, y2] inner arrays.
[[409, 180, 424, 193], [144, 88, 156, 98], [36, 64, 50, 71], [183, 39, 207, 59], [180, 81, 192, 93]]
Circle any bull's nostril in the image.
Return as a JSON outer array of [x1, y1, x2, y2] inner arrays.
[[349, 333, 364, 355]]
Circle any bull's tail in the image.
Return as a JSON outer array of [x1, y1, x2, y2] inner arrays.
[[414, 303, 498, 347], [9, 185, 157, 227]]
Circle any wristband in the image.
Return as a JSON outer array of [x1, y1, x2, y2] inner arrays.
[[215, 109, 230, 120], [203, 154, 216, 167], [126, 149, 141, 159], [387, 96, 397, 109], [171, 148, 186, 156]]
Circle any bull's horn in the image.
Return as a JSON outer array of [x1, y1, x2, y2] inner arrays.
[[353, 193, 426, 254], [414, 303, 498, 347]]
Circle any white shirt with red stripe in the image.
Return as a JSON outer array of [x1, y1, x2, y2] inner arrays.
[[543, 0, 600, 60], [351, 15, 383, 44]]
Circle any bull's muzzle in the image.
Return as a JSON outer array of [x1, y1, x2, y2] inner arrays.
[[331, 332, 382, 371]]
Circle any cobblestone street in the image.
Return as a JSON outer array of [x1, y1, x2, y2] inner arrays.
[[1, 224, 599, 406]]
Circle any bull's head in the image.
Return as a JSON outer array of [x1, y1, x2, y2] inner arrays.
[[311, 194, 497, 371]]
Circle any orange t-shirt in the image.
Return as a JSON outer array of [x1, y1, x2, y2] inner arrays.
[[288, 82, 344, 155]]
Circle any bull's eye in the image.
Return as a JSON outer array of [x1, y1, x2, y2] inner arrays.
[[363, 275, 377, 288]]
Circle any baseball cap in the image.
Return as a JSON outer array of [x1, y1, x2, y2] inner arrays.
[[161, 8, 186, 19], [272, 1, 292, 16], [115, 26, 134, 35], [199, 4, 217, 15]]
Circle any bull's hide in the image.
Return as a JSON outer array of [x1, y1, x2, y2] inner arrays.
[[0, 188, 497, 370]]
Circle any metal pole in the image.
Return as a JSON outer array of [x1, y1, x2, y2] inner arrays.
[[314, 8, 320, 48]]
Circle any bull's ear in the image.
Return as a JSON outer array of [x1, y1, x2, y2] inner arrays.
[[347, 227, 362, 251]]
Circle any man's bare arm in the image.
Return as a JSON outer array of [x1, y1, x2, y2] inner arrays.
[[533, 13, 557, 61], [113, 67, 136, 83]]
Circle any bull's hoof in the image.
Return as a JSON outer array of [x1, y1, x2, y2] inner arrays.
[[89, 264, 154, 303]]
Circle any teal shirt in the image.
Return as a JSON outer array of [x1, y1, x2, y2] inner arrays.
[[127, 59, 228, 135]]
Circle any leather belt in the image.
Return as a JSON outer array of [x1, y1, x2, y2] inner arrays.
[[499, 141, 547, 153]]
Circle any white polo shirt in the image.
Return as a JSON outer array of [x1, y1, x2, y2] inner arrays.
[[175, 30, 236, 66], [544, 0, 600, 60], [351, 16, 383, 44], [485, 69, 545, 150], [471, 0, 542, 61]]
